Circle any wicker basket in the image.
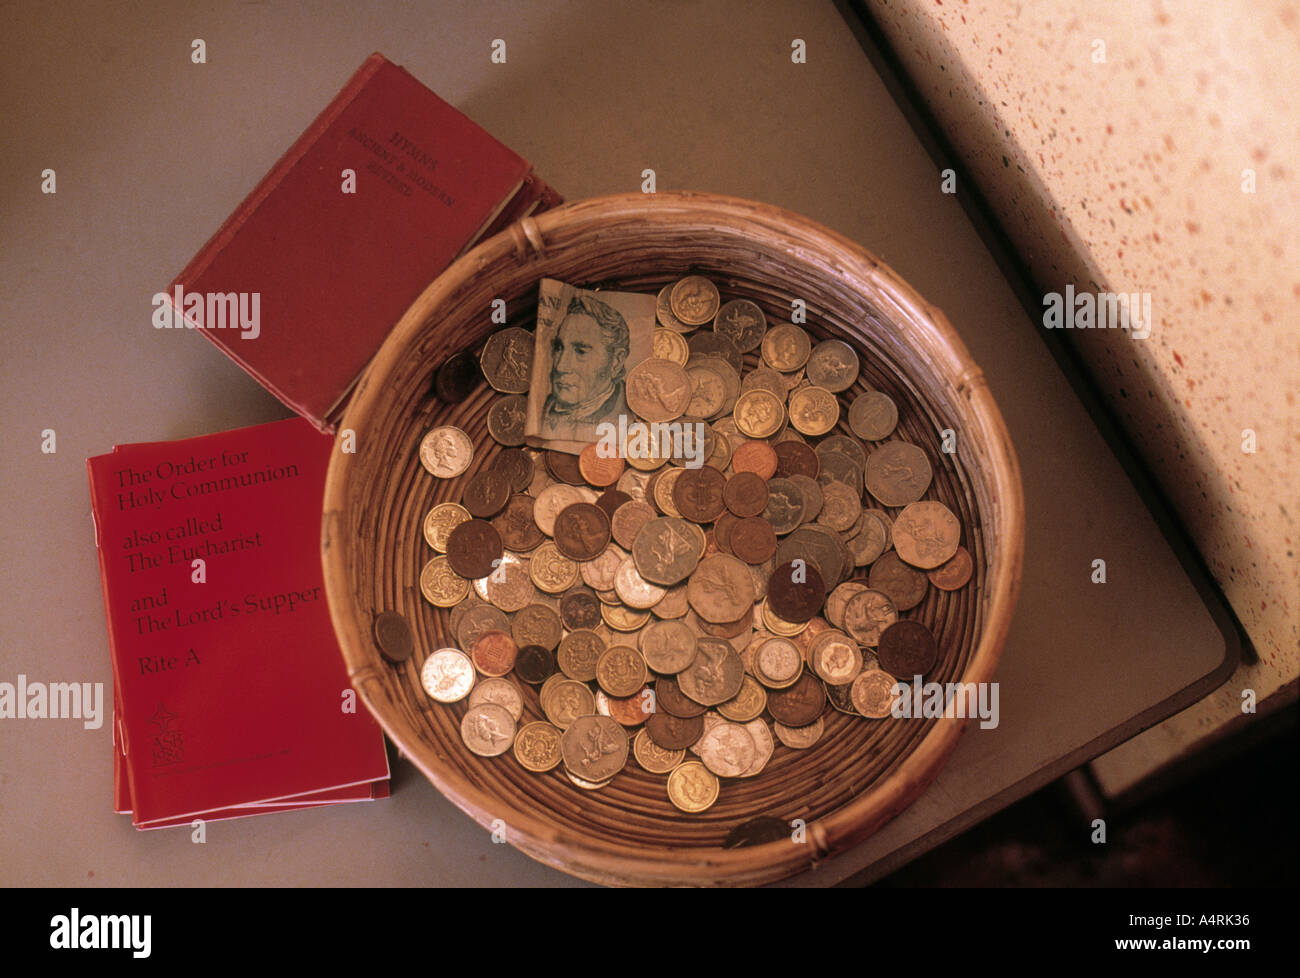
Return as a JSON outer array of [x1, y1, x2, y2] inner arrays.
[[321, 191, 1024, 886]]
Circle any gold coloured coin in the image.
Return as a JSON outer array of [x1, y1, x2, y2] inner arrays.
[[717, 674, 768, 722], [657, 282, 692, 333], [733, 389, 785, 439], [541, 678, 596, 729], [667, 761, 720, 813], [529, 541, 579, 594], [670, 275, 720, 326], [602, 603, 651, 632], [760, 325, 811, 372], [420, 556, 468, 607], [787, 386, 840, 436], [652, 468, 686, 519], [513, 721, 564, 772], [633, 728, 685, 774], [851, 669, 901, 719], [654, 328, 690, 365], [557, 629, 604, 681], [596, 645, 649, 697], [760, 598, 808, 637], [423, 502, 471, 551]]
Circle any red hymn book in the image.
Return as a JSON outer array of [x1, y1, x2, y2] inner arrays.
[[91, 53, 562, 825], [89, 419, 390, 827], [167, 52, 562, 431]]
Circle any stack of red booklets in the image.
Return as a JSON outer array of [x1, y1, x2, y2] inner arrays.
[[88, 419, 391, 827], [166, 52, 562, 432], [88, 53, 563, 826]]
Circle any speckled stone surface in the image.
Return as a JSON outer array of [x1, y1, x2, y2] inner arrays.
[[867, 0, 1298, 791]]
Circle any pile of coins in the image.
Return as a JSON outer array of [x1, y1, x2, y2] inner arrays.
[[404, 275, 972, 814]]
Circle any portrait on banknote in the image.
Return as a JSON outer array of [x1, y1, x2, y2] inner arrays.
[[525, 278, 654, 454]]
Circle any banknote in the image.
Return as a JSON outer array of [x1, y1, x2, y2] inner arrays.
[[525, 278, 654, 454]]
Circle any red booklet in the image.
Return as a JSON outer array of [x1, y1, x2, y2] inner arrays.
[[166, 52, 562, 431], [88, 419, 389, 827]]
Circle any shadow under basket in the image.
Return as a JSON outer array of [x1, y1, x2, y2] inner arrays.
[[321, 191, 1024, 887]]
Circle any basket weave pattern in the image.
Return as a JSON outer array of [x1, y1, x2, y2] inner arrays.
[[322, 192, 1024, 886]]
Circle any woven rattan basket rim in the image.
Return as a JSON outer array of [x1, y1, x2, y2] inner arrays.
[[322, 191, 1025, 886]]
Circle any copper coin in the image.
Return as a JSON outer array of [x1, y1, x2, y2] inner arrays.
[[594, 489, 632, 520], [491, 493, 545, 552], [731, 440, 778, 480], [553, 502, 612, 561], [491, 447, 535, 491], [434, 349, 482, 402], [868, 551, 929, 611], [768, 559, 825, 623], [606, 687, 653, 727], [545, 450, 586, 486], [729, 517, 777, 564], [445, 520, 504, 579], [672, 466, 727, 523], [929, 545, 974, 590], [462, 469, 511, 518], [877, 619, 939, 678], [774, 441, 819, 479], [579, 442, 625, 487], [372, 611, 413, 664], [559, 587, 602, 630], [515, 644, 556, 685], [470, 630, 518, 677], [766, 671, 827, 726], [610, 498, 656, 548], [713, 511, 739, 552], [646, 710, 705, 750], [655, 676, 707, 718], [723, 471, 769, 518], [893, 500, 960, 569]]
